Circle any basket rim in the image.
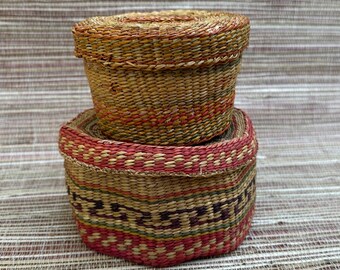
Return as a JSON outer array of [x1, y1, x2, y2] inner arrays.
[[73, 10, 249, 39], [72, 10, 250, 69], [59, 108, 258, 176]]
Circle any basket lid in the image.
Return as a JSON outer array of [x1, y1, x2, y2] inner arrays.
[[72, 10, 250, 70], [59, 108, 257, 176]]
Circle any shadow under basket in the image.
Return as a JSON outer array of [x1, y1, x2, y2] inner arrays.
[[72, 10, 250, 146], [59, 107, 258, 267]]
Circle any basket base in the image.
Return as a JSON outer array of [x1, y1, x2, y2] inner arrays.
[[74, 205, 255, 267]]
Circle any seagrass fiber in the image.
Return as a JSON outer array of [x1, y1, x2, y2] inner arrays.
[[59, 108, 258, 267], [72, 10, 250, 145]]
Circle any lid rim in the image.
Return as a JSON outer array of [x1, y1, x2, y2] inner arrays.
[[58, 108, 258, 175], [72, 10, 250, 69]]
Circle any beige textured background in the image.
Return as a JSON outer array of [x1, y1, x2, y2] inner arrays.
[[1, 1, 340, 269]]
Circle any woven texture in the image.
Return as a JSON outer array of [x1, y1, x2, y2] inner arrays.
[[73, 10, 250, 69], [1, 1, 340, 269], [73, 10, 249, 145], [59, 108, 257, 267], [59, 108, 257, 175]]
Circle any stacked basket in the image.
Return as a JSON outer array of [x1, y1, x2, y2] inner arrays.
[[59, 10, 258, 267]]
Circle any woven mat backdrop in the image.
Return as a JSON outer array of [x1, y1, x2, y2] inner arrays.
[[1, 1, 340, 269]]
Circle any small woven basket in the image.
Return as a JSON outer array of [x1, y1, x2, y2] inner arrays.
[[59, 107, 258, 267], [73, 10, 250, 146]]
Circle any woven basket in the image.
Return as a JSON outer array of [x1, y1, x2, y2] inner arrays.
[[59, 107, 258, 267], [72, 10, 250, 146]]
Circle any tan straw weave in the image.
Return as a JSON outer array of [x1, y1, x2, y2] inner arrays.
[[72, 10, 250, 145]]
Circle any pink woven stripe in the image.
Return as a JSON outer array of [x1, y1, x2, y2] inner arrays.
[[74, 205, 255, 267], [59, 108, 257, 175]]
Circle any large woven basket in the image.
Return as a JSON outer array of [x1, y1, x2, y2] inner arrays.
[[59, 107, 258, 267], [73, 10, 250, 146]]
